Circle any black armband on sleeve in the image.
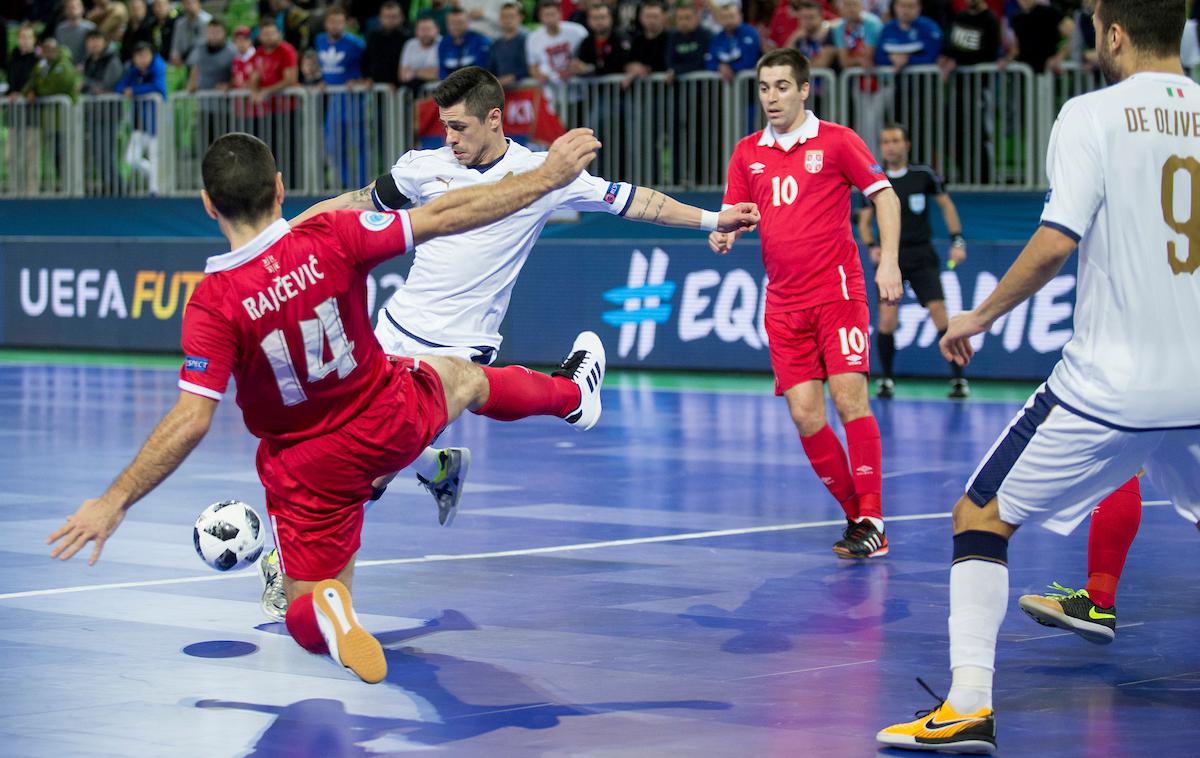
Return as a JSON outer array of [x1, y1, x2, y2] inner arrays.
[[372, 172, 411, 211]]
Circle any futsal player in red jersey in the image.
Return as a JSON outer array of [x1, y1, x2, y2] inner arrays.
[[710, 48, 904, 558], [45, 129, 618, 684]]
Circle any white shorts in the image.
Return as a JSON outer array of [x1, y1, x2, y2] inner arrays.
[[374, 309, 498, 365], [966, 384, 1200, 535]]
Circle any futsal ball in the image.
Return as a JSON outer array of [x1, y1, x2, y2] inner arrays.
[[193, 500, 265, 571]]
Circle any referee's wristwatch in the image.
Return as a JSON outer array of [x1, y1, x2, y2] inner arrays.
[[950, 233, 966, 249]]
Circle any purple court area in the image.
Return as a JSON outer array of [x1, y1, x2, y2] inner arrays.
[[0, 362, 1194, 757]]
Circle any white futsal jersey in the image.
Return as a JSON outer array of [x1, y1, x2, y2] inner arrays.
[[371, 139, 635, 353], [1040, 71, 1200, 430]]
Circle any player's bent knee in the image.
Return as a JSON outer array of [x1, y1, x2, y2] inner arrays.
[[421, 355, 486, 418], [951, 495, 1011, 537]]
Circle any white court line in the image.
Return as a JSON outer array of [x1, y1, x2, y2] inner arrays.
[[0, 511, 952, 601], [1117, 669, 1200, 687], [731, 659, 877, 681], [2, 500, 1180, 602]]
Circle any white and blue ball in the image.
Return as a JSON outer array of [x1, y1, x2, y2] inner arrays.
[[193, 500, 265, 571]]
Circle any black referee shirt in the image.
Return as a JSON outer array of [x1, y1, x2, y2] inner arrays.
[[888, 164, 944, 247]]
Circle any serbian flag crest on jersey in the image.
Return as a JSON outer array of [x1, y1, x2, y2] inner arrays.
[[804, 150, 824, 174]]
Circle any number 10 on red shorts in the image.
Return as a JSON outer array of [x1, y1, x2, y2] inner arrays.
[[764, 300, 872, 395]]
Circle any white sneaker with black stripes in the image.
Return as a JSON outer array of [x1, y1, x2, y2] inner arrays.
[[553, 331, 606, 431]]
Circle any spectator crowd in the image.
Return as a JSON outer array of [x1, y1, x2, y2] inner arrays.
[[10, 0, 1194, 103]]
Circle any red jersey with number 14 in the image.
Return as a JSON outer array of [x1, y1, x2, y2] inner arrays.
[[723, 114, 890, 312], [178, 210, 414, 444]]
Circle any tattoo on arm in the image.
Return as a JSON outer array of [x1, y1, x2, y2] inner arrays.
[[651, 193, 666, 223], [351, 185, 373, 207]]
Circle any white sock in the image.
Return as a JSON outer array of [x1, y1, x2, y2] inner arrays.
[[947, 559, 1007, 713], [409, 446, 443, 481], [857, 516, 884, 532]]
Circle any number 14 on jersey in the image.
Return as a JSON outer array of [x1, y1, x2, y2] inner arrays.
[[259, 297, 359, 406]]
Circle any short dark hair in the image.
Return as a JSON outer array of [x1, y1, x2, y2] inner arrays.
[[207, 18, 226, 29], [85, 29, 106, 41], [325, 4, 347, 17], [1095, 0, 1186, 59], [202, 133, 278, 224], [380, 0, 402, 11], [882, 122, 909, 141], [433, 66, 505, 121], [797, 0, 821, 10], [756, 48, 811, 87], [446, 6, 466, 16], [500, 1, 523, 13], [538, 0, 560, 11], [640, 0, 666, 11]]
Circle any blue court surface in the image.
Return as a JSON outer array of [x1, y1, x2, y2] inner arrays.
[[0, 360, 1195, 757]]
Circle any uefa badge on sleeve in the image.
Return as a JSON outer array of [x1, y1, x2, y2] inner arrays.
[[360, 211, 396, 232], [804, 150, 824, 174]]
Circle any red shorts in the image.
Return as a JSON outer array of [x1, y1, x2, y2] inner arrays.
[[765, 300, 871, 395], [255, 357, 448, 581]]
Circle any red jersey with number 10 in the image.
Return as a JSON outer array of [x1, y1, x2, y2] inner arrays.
[[723, 114, 890, 312], [178, 210, 414, 444]]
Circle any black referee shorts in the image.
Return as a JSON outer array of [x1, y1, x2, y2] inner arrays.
[[896, 243, 945, 307]]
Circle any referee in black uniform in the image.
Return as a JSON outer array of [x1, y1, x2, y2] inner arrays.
[[859, 124, 969, 399]]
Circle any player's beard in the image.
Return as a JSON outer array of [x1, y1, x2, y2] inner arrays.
[[1097, 35, 1122, 86]]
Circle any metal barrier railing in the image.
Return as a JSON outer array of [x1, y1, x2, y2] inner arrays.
[[0, 95, 78, 198], [945, 63, 1037, 189], [0, 65, 1117, 199], [78, 94, 170, 196], [838, 63, 1037, 190]]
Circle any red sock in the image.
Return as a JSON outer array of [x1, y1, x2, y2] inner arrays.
[[1085, 476, 1141, 609], [472, 365, 581, 422], [844, 416, 883, 521], [800, 424, 858, 520], [285, 592, 329, 654]]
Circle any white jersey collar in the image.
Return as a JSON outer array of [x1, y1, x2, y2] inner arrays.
[[886, 166, 909, 178], [205, 218, 291, 274], [1127, 70, 1194, 85], [757, 112, 820, 151]]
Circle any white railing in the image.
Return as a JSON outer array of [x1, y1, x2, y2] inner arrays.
[[1, 65, 1122, 198], [836, 63, 1038, 190], [0, 95, 79, 197]]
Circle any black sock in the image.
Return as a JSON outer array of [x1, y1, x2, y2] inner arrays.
[[938, 330, 963, 379], [877, 332, 895, 379]]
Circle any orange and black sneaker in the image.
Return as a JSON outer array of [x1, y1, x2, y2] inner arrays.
[[313, 579, 387, 684], [877, 679, 996, 754]]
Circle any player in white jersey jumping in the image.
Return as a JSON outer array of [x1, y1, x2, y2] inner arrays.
[[254, 65, 759, 620], [877, 0, 1200, 752]]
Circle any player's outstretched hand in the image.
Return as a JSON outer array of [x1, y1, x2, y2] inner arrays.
[[708, 230, 736, 255], [940, 310, 987, 366], [543, 128, 602, 189], [716, 203, 760, 233], [47, 497, 126, 565], [875, 259, 903, 305]]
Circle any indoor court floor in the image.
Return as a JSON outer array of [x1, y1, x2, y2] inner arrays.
[[0, 355, 1195, 757]]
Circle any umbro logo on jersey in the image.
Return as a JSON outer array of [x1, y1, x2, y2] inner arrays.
[[749, 162, 765, 174], [846, 354, 864, 367], [855, 465, 874, 476], [804, 150, 824, 174]]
